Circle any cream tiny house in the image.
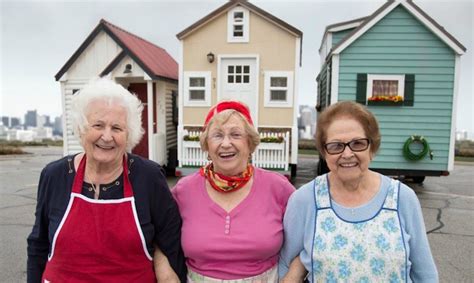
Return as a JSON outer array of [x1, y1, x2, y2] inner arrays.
[[176, 0, 302, 177]]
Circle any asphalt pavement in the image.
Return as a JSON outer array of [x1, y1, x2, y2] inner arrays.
[[0, 146, 472, 282]]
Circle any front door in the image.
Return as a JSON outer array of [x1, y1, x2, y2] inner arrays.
[[219, 58, 258, 125], [128, 83, 155, 159]]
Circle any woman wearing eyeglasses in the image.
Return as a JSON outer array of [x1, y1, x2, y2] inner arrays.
[[279, 101, 438, 282], [171, 100, 295, 282]]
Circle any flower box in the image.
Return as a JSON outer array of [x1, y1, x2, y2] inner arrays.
[[367, 100, 404, 106]]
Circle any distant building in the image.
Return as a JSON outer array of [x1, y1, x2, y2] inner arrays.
[[456, 130, 468, 141], [298, 105, 316, 139], [37, 114, 52, 128], [13, 129, 35, 142], [24, 110, 37, 127], [10, 117, 20, 128], [1, 116, 9, 127], [54, 116, 63, 136], [35, 127, 54, 140]]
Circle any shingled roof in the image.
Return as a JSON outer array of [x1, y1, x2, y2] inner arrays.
[[55, 19, 178, 81]]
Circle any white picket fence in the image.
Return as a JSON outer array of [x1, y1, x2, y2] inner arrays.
[[180, 130, 290, 171]]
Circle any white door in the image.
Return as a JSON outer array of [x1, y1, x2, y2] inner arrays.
[[219, 58, 258, 125]]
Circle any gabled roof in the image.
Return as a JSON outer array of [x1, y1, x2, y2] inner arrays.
[[328, 0, 466, 59], [318, 16, 367, 52], [177, 0, 302, 39], [55, 19, 178, 81]]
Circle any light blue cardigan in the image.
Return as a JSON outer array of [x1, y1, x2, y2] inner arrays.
[[278, 174, 438, 282]]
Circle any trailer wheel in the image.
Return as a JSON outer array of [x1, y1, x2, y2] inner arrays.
[[412, 176, 426, 184]]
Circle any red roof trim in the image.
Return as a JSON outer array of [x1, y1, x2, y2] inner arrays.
[[55, 19, 178, 81]]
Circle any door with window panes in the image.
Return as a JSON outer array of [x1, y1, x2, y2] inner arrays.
[[219, 58, 257, 124]]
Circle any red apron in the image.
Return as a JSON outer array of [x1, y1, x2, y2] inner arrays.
[[42, 155, 156, 282]]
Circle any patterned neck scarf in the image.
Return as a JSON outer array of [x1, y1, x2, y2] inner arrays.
[[200, 163, 254, 193]]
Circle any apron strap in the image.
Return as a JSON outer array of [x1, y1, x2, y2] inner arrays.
[[72, 155, 132, 197]]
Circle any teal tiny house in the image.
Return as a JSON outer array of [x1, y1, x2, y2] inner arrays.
[[316, 0, 466, 182]]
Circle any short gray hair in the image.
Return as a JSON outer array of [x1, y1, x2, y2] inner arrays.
[[71, 77, 144, 151]]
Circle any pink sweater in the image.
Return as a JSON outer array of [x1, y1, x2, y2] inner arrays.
[[172, 167, 295, 279]]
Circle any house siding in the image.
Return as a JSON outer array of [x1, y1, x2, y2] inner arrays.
[[337, 6, 455, 171], [165, 82, 178, 150], [67, 31, 122, 79], [181, 10, 297, 127], [316, 62, 330, 109], [332, 28, 356, 47]]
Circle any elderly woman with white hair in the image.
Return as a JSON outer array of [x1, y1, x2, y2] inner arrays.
[[27, 77, 186, 282]]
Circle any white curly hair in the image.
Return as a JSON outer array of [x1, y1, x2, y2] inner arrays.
[[70, 77, 144, 151]]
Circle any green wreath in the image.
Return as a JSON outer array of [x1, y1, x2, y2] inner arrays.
[[403, 135, 433, 161]]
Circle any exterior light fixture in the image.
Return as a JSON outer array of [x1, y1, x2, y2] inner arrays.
[[123, 64, 132, 74], [207, 52, 215, 63]]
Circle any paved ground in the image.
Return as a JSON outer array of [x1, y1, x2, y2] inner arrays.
[[0, 146, 473, 282]]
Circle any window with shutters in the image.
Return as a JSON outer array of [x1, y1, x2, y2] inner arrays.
[[264, 71, 294, 107], [227, 7, 249, 43], [184, 72, 211, 107], [367, 74, 405, 103], [356, 73, 415, 106]]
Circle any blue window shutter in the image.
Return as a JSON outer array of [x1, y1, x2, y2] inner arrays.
[[404, 74, 415, 106], [356, 74, 367, 104]]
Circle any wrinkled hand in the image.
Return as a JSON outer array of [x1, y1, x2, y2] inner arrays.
[[280, 256, 307, 283], [154, 246, 180, 283]]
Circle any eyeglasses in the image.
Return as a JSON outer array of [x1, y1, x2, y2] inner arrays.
[[208, 131, 247, 143], [324, 138, 370, 155]]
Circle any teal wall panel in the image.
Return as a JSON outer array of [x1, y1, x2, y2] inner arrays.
[[334, 6, 456, 171], [332, 28, 355, 47]]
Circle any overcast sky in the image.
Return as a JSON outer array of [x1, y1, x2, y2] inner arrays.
[[1, 0, 472, 136]]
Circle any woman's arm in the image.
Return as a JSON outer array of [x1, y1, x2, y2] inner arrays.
[[154, 246, 180, 283], [278, 181, 314, 279], [280, 256, 307, 282], [399, 184, 438, 282], [151, 168, 187, 282], [27, 168, 51, 283]]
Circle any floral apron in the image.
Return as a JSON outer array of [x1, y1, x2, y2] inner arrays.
[[311, 175, 407, 282]]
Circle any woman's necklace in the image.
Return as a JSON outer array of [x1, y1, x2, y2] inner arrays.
[[85, 165, 123, 199]]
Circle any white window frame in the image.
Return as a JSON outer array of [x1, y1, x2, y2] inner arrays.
[[264, 71, 294, 108], [366, 74, 405, 100], [183, 71, 211, 107], [227, 7, 249, 43]]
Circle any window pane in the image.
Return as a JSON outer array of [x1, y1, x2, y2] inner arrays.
[[228, 76, 234, 83], [236, 75, 242, 83], [228, 66, 234, 74], [372, 80, 398, 96], [271, 77, 287, 87], [236, 65, 242, 74], [234, 12, 244, 22], [243, 75, 249, 83], [234, 25, 243, 37], [243, 65, 250, 74], [271, 90, 287, 101], [190, 77, 205, 87], [190, 90, 205, 100]]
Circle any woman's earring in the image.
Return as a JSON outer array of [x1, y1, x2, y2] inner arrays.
[[207, 154, 211, 161]]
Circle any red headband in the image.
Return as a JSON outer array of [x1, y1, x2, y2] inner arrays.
[[204, 101, 253, 127]]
